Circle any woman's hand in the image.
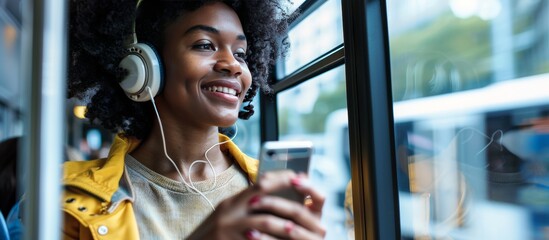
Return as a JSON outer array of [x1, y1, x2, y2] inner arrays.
[[187, 170, 326, 240]]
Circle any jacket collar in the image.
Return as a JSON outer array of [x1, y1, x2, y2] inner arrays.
[[219, 134, 258, 182], [63, 133, 258, 203]]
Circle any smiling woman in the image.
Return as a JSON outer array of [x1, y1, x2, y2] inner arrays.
[[158, 4, 252, 128], [64, 0, 326, 239]]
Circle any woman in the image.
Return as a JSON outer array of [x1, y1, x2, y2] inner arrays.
[[63, 0, 326, 239]]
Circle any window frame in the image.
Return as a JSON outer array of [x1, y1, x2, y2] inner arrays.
[[260, 0, 401, 239], [341, 0, 400, 239]]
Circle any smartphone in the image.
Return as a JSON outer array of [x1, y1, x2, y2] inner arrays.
[[257, 141, 313, 203]]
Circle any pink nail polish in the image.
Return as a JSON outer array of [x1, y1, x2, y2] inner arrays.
[[245, 229, 261, 240], [249, 195, 261, 206], [284, 221, 295, 234], [291, 177, 302, 186]]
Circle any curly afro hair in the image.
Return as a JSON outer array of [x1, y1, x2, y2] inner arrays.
[[68, 0, 297, 139]]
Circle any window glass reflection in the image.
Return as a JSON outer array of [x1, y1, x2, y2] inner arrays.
[[232, 103, 261, 158], [281, 0, 343, 77], [0, 17, 22, 139], [277, 66, 351, 239], [387, 0, 549, 239], [1, 4, 26, 239]]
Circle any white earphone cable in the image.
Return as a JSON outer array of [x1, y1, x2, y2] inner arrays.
[[147, 87, 213, 210], [145, 87, 239, 211], [189, 123, 238, 191]]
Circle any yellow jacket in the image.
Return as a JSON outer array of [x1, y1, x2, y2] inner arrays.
[[61, 133, 258, 240]]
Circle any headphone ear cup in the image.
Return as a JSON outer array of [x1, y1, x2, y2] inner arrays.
[[118, 42, 164, 102]]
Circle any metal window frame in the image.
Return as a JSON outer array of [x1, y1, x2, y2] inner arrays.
[[261, 45, 344, 142], [341, 0, 400, 239], [264, 0, 401, 239]]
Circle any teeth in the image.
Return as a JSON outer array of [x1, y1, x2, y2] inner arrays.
[[206, 86, 238, 96]]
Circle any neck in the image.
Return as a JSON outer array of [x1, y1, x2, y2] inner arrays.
[[130, 122, 232, 182]]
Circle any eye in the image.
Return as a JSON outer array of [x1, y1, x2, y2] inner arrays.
[[192, 41, 216, 51], [234, 49, 247, 62]]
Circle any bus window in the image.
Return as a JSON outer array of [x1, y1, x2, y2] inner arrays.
[[0, 4, 23, 239], [281, 0, 343, 77], [277, 65, 350, 239], [386, 0, 549, 239]]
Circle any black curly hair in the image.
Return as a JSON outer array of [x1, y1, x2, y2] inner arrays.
[[68, 0, 296, 139]]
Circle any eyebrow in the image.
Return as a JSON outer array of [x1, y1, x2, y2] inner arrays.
[[184, 25, 246, 41]]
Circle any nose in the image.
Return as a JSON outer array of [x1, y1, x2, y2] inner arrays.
[[214, 49, 242, 77]]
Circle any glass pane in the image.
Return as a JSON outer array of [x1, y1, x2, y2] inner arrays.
[[387, 0, 549, 239], [0, 2, 24, 231], [286, 0, 306, 12], [280, 0, 343, 77], [233, 102, 261, 158], [277, 65, 351, 239], [0, 17, 23, 139]]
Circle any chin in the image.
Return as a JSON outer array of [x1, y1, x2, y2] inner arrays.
[[218, 120, 237, 128], [216, 116, 238, 127]]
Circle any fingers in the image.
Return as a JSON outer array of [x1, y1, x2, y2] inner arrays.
[[248, 194, 325, 236], [247, 171, 326, 238], [244, 229, 278, 240], [290, 173, 325, 215], [229, 170, 296, 207], [255, 170, 325, 213], [228, 170, 326, 239], [255, 170, 298, 193], [243, 215, 324, 240]]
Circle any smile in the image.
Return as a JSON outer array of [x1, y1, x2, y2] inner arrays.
[[204, 86, 239, 97]]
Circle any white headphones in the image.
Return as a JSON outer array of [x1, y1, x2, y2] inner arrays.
[[118, 1, 163, 102]]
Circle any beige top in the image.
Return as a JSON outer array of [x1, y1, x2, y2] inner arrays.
[[125, 154, 250, 239]]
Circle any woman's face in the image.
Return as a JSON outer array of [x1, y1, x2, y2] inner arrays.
[[161, 2, 251, 128]]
